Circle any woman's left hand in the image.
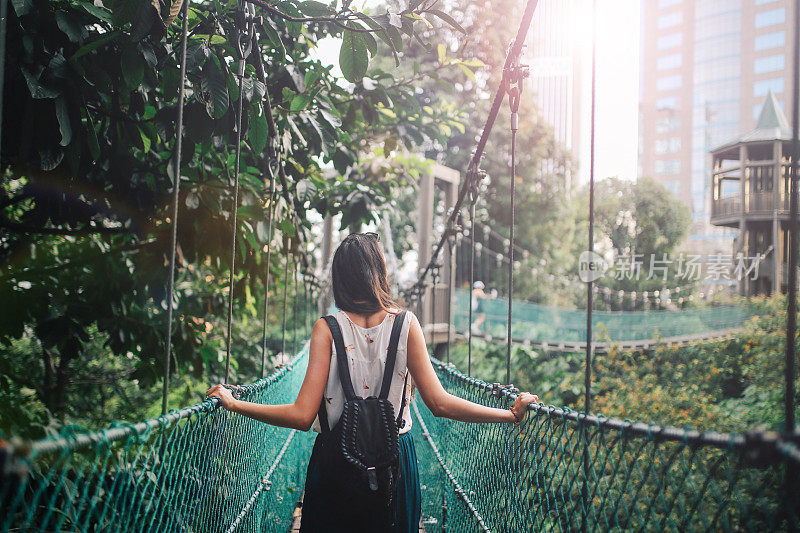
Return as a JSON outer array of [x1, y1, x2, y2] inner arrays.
[[206, 384, 238, 411], [510, 392, 539, 424]]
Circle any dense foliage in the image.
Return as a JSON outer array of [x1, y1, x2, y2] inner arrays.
[[0, 0, 471, 428], [448, 293, 798, 433]]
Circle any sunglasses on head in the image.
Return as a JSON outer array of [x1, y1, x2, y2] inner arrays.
[[355, 232, 380, 242]]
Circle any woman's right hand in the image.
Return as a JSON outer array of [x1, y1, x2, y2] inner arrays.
[[510, 392, 539, 424]]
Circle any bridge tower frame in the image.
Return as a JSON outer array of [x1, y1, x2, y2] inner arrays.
[[417, 163, 460, 344]]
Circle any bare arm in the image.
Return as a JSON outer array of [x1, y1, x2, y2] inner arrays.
[[406, 313, 537, 424], [206, 318, 332, 431]]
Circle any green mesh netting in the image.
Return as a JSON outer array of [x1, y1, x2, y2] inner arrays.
[[453, 289, 751, 345], [3, 343, 798, 532], [410, 357, 799, 532], [0, 344, 314, 533]]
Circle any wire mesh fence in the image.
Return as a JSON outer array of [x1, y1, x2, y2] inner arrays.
[[3, 343, 798, 532], [452, 289, 751, 345], [0, 345, 313, 533], [411, 356, 800, 532]]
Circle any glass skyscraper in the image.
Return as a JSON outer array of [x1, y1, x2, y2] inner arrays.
[[639, 0, 796, 255]]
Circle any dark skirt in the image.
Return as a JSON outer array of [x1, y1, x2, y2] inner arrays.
[[300, 431, 421, 532]]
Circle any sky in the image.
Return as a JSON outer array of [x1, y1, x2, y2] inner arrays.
[[311, 0, 643, 184], [590, 0, 641, 183]]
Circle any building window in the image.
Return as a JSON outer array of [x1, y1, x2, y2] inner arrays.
[[756, 0, 777, 4], [655, 159, 681, 175], [658, 0, 681, 7], [755, 8, 785, 28], [655, 138, 681, 154], [657, 96, 678, 110], [658, 33, 682, 50], [755, 31, 785, 51], [657, 54, 682, 70], [662, 180, 681, 196], [753, 54, 784, 74], [656, 116, 681, 133], [753, 77, 784, 96], [657, 74, 682, 91], [658, 12, 682, 29]]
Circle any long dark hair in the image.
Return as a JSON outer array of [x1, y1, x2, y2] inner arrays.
[[331, 233, 399, 315]]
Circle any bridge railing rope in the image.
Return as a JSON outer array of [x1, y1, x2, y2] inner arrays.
[[411, 357, 800, 532], [0, 347, 313, 533]]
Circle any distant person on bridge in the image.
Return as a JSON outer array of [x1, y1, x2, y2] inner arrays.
[[471, 280, 488, 335], [207, 232, 538, 532]]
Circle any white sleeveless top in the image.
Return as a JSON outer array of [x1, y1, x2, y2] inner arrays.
[[312, 309, 415, 434]]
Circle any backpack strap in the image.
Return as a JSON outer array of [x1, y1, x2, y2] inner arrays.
[[323, 315, 358, 401], [396, 372, 409, 430], [317, 396, 330, 434], [379, 311, 407, 400]]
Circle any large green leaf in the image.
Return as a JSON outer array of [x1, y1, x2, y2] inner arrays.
[[201, 58, 229, 119], [248, 107, 269, 153], [55, 12, 83, 42], [427, 9, 466, 34], [54, 95, 73, 146], [121, 45, 145, 89], [298, 1, 333, 17], [10, 0, 33, 17], [290, 92, 312, 112], [112, 0, 139, 26], [79, 2, 113, 24], [339, 30, 368, 83], [261, 19, 286, 58], [21, 68, 59, 99]]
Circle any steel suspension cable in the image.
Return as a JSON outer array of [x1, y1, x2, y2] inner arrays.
[[281, 245, 290, 360], [467, 200, 477, 376], [582, 3, 598, 529], [161, 2, 189, 415], [249, 32, 285, 378], [786, 0, 799, 438], [260, 159, 277, 378], [504, 50, 527, 386], [446, 234, 454, 364], [784, 0, 800, 527], [292, 260, 298, 356], [430, 266, 438, 350], [405, 0, 540, 298], [224, 2, 256, 382], [0, 0, 7, 166]]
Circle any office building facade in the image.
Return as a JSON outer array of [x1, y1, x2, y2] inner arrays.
[[528, 0, 590, 188], [639, 0, 796, 255]]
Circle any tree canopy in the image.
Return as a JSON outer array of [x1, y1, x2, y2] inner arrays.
[[0, 0, 471, 423]]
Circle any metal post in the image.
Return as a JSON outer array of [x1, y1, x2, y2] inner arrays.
[[161, 2, 189, 415]]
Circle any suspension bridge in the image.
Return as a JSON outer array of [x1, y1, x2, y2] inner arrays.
[[445, 288, 749, 352], [2, 0, 800, 531]]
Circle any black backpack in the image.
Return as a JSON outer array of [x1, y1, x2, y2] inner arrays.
[[314, 311, 409, 527]]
